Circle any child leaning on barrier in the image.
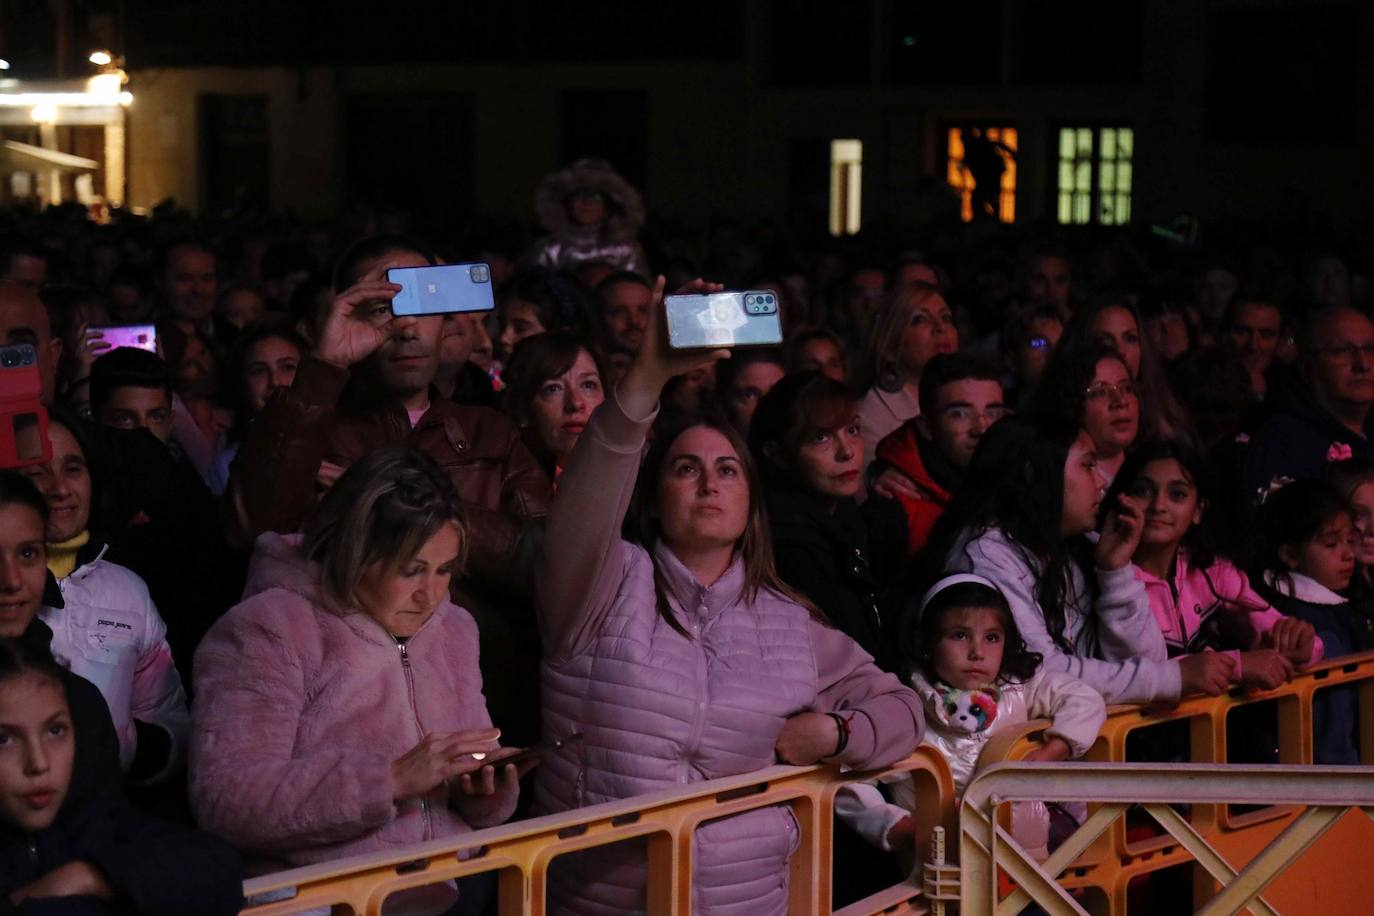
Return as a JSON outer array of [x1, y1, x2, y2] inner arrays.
[[835, 574, 1106, 862]]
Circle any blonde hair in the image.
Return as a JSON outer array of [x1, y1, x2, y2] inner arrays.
[[301, 448, 467, 612], [861, 281, 946, 392]]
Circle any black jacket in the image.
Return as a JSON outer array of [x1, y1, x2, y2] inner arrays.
[[1245, 373, 1374, 494], [764, 485, 907, 672], [19, 619, 121, 807], [0, 795, 241, 915]]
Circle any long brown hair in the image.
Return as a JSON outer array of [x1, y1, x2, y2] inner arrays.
[[637, 411, 826, 637]]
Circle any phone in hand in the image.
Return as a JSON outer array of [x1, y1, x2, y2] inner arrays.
[[386, 263, 496, 317], [490, 733, 584, 769], [664, 290, 783, 349], [91, 324, 157, 355], [0, 344, 50, 469]]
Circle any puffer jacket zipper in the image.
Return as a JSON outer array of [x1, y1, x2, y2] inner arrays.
[[394, 638, 433, 841], [678, 593, 711, 785]]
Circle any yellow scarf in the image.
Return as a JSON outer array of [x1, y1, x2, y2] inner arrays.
[[46, 530, 90, 581]]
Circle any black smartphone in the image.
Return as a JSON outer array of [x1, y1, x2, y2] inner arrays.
[[488, 733, 584, 769]]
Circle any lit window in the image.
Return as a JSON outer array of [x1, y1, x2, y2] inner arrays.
[[946, 126, 1017, 223], [1057, 126, 1133, 225], [829, 139, 862, 236]]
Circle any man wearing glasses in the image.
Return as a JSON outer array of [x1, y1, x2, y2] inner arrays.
[[1248, 306, 1374, 490]]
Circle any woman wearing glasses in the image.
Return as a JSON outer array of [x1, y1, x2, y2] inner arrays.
[[1031, 341, 1140, 484]]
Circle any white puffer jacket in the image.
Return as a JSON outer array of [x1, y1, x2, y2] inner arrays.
[[40, 546, 190, 784], [836, 669, 1104, 853]]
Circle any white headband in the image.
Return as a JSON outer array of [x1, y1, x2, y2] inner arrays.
[[916, 573, 1002, 621]]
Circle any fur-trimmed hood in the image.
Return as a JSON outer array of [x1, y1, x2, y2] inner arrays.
[[535, 158, 644, 240]]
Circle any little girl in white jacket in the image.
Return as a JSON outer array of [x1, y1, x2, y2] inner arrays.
[[838, 574, 1106, 859]]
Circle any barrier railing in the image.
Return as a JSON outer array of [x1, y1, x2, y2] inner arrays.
[[956, 762, 1374, 916], [240, 747, 956, 916], [973, 649, 1374, 911], [239, 651, 1374, 915]]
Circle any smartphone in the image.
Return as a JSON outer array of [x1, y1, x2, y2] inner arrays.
[[92, 324, 157, 355], [0, 344, 51, 469], [387, 263, 495, 317], [664, 290, 783, 350], [488, 733, 584, 769]]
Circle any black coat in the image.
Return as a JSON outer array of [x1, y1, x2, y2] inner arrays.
[[18, 619, 121, 808], [764, 485, 907, 672], [0, 795, 241, 915]]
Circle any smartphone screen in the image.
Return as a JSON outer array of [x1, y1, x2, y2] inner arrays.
[[664, 290, 783, 350], [387, 263, 496, 317], [93, 325, 157, 355]]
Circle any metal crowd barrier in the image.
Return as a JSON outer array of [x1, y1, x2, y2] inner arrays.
[[239, 650, 1374, 914], [240, 748, 956, 915]]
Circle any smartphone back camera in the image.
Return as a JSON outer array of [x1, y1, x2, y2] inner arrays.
[[469, 265, 490, 284], [744, 292, 778, 315]]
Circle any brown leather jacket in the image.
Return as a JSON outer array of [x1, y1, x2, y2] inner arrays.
[[225, 356, 551, 585]]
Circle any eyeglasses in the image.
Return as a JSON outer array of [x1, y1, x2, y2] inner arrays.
[[939, 405, 1012, 424], [1314, 343, 1374, 365], [1084, 380, 1137, 401]]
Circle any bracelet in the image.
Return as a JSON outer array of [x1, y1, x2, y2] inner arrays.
[[827, 712, 851, 758]]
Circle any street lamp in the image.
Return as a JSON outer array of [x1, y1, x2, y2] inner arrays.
[[88, 51, 113, 67]]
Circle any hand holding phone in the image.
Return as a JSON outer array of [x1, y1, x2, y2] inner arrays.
[[664, 290, 783, 350], [387, 263, 495, 317], [0, 344, 50, 470], [313, 278, 404, 370]]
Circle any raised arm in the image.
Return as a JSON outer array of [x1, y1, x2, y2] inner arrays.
[[226, 275, 402, 542], [537, 277, 729, 662]]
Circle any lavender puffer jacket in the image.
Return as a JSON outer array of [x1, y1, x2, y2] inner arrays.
[[189, 534, 515, 873], [535, 392, 923, 915]]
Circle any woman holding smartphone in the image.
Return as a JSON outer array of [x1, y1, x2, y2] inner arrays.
[[535, 278, 922, 914]]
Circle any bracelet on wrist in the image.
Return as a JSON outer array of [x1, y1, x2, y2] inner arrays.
[[827, 712, 851, 758]]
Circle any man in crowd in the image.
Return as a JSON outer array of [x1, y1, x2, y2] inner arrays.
[[1248, 306, 1374, 490], [870, 353, 1008, 555]]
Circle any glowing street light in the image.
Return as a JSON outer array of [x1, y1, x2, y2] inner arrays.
[[0, 60, 10, 71], [88, 51, 113, 67]]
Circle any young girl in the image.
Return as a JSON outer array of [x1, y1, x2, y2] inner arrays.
[[1113, 440, 1322, 689], [836, 575, 1105, 860], [0, 636, 242, 915], [1255, 480, 1374, 763]]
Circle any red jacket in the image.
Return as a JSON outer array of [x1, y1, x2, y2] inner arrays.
[[874, 423, 952, 557]]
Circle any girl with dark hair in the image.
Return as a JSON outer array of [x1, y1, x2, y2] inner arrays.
[[19, 412, 190, 787], [837, 574, 1104, 862], [206, 324, 305, 495], [192, 447, 528, 902], [1111, 440, 1321, 691], [502, 332, 607, 477], [0, 636, 242, 915], [535, 279, 921, 914], [750, 371, 907, 671], [0, 471, 121, 806], [1031, 341, 1139, 483], [1254, 479, 1374, 763], [930, 414, 1236, 704], [495, 268, 591, 361]]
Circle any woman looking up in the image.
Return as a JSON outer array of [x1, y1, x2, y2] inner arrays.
[[535, 278, 922, 914]]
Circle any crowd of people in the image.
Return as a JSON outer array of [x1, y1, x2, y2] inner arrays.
[[0, 157, 1371, 914]]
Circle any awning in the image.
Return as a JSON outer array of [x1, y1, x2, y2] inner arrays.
[[0, 139, 98, 173]]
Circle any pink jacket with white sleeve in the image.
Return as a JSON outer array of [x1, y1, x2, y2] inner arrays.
[[1133, 553, 1324, 670], [189, 534, 515, 874], [535, 390, 923, 915]]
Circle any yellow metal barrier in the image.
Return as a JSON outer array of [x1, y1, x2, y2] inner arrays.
[[240, 748, 956, 915], [238, 651, 1374, 914], [974, 649, 1374, 912]]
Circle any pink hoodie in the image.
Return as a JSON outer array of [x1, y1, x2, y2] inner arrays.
[[1133, 553, 1324, 672], [189, 533, 515, 873]]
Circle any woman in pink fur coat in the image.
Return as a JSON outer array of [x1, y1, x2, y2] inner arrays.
[[189, 448, 528, 901]]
